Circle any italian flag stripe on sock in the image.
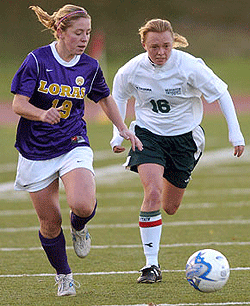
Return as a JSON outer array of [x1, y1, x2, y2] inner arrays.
[[139, 210, 162, 228]]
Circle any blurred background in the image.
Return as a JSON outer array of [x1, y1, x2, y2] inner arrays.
[[0, 0, 250, 102]]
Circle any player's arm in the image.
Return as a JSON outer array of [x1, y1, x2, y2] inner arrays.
[[12, 94, 62, 125], [110, 99, 127, 153], [217, 90, 245, 157], [98, 95, 143, 152], [109, 69, 132, 153]]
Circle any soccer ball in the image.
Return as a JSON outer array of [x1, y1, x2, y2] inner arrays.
[[185, 249, 230, 293]]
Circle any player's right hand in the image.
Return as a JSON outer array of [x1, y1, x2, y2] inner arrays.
[[40, 106, 63, 125], [113, 145, 126, 153], [234, 145, 244, 157]]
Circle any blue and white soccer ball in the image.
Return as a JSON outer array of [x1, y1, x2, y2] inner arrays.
[[185, 249, 230, 293]]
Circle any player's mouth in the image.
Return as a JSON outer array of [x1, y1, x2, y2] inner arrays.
[[156, 57, 166, 61], [155, 57, 167, 64]]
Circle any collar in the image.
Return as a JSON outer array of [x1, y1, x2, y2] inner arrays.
[[143, 50, 176, 71], [50, 41, 81, 67]]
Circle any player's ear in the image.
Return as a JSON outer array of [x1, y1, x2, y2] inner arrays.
[[57, 28, 63, 39]]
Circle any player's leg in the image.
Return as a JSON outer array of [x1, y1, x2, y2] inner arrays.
[[29, 179, 76, 296], [30, 179, 61, 238], [161, 179, 186, 215], [161, 126, 205, 214], [61, 168, 96, 258], [137, 163, 164, 283], [61, 167, 96, 217]]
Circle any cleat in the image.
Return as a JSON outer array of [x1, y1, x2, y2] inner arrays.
[[70, 225, 91, 258], [55, 273, 79, 296], [137, 265, 162, 283]]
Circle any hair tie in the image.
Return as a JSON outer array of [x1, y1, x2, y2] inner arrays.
[[56, 10, 87, 28]]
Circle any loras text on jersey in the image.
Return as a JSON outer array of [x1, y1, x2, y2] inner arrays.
[[38, 80, 86, 99]]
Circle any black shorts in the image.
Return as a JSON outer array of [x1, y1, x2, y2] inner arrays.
[[125, 125, 205, 189]]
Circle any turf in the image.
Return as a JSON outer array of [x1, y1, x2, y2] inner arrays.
[[0, 114, 249, 305]]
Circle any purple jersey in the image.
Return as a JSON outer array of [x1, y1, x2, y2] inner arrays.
[[11, 42, 110, 160]]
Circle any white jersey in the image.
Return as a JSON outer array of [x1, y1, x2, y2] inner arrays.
[[113, 49, 227, 136]]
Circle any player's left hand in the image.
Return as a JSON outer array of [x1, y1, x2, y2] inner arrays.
[[234, 145, 244, 157], [119, 129, 143, 152]]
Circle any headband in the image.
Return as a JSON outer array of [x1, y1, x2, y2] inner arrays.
[[56, 10, 87, 28]]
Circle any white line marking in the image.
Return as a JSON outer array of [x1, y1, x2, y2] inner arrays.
[[0, 163, 16, 173], [101, 303, 250, 306], [0, 267, 249, 278], [0, 150, 124, 174], [1, 241, 250, 252], [0, 182, 15, 192], [1, 145, 249, 174], [2, 200, 250, 217], [0, 145, 249, 191], [1, 218, 250, 233]]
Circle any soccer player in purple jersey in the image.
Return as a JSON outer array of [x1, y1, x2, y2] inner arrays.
[[11, 4, 142, 296]]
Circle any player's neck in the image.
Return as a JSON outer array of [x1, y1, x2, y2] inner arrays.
[[55, 41, 75, 62]]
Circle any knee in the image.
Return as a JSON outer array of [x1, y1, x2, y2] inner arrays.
[[164, 207, 178, 215], [143, 186, 162, 210], [163, 203, 180, 215], [71, 199, 96, 218], [147, 186, 162, 201]]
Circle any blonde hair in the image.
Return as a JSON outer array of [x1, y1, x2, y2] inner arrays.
[[139, 19, 189, 49], [29, 4, 91, 39]]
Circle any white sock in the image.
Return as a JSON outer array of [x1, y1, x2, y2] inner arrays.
[[139, 210, 162, 267]]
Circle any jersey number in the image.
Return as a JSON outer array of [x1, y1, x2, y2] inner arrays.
[[150, 99, 170, 113], [52, 99, 73, 119]]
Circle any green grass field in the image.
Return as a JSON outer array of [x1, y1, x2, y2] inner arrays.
[[0, 114, 249, 306]]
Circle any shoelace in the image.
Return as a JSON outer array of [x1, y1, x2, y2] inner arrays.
[[55, 275, 81, 289], [74, 229, 91, 244]]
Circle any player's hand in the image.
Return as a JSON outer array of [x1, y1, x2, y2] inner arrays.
[[119, 129, 143, 152], [113, 145, 126, 153], [40, 106, 63, 125], [234, 145, 244, 157]]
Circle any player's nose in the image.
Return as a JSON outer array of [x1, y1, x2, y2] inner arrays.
[[158, 47, 165, 55]]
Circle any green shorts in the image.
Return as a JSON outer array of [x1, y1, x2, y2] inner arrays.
[[125, 125, 205, 189]]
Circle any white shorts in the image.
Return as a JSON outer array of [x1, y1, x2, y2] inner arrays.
[[14, 147, 94, 192]]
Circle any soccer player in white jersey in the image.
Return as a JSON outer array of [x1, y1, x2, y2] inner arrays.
[[110, 19, 245, 283], [11, 4, 142, 296]]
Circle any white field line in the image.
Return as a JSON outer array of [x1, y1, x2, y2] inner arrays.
[[0, 266, 249, 278], [1, 187, 250, 202], [1, 241, 250, 252], [0, 186, 250, 201], [1, 200, 250, 217], [1, 145, 250, 173], [1, 218, 250, 233], [101, 302, 250, 306], [1, 149, 249, 306], [0, 146, 250, 231], [0, 150, 123, 174], [0, 145, 249, 186], [101, 303, 250, 306]]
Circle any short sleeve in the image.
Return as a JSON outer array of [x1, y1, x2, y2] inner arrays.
[[87, 65, 110, 102], [11, 52, 39, 98]]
